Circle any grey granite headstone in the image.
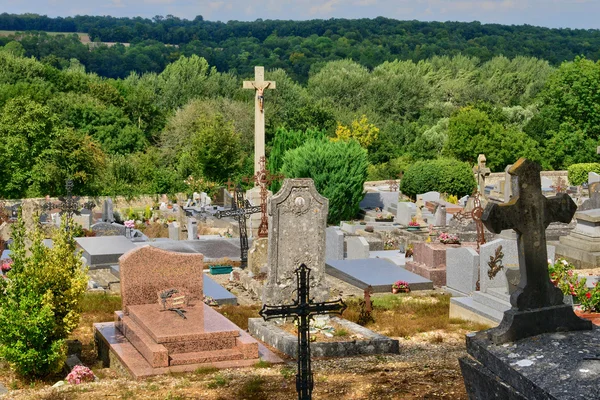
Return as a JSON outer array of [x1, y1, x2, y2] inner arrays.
[[187, 217, 198, 240], [418, 191, 440, 203], [264, 178, 329, 305], [446, 247, 479, 296], [345, 236, 370, 260], [588, 171, 600, 185], [395, 202, 412, 226], [102, 198, 114, 223], [434, 204, 446, 227], [168, 222, 180, 241], [73, 213, 92, 230], [91, 222, 126, 237], [325, 227, 344, 261]]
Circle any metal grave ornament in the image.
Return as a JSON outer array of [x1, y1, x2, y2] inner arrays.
[[43, 179, 95, 230], [158, 288, 188, 320], [244, 156, 284, 238], [215, 184, 261, 268], [259, 263, 346, 400]]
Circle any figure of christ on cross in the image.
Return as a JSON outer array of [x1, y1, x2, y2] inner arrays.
[[481, 158, 592, 343], [259, 264, 346, 400], [243, 66, 276, 178]]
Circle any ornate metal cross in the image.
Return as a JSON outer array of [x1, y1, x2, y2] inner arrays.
[[244, 156, 284, 238], [259, 264, 346, 400], [215, 184, 261, 269], [43, 180, 95, 230], [481, 158, 591, 343]]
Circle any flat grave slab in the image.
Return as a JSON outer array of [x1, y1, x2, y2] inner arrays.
[[369, 250, 406, 267], [326, 258, 433, 292], [148, 239, 245, 262], [76, 236, 137, 268]]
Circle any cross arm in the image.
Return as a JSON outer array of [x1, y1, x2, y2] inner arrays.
[[243, 81, 277, 90], [259, 303, 300, 321], [481, 199, 521, 234], [544, 193, 577, 226], [309, 299, 347, 316]]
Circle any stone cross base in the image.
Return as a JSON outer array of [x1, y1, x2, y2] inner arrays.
[[488, 304, 592, 344]]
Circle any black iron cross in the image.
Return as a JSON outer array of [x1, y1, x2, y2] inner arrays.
[[259, 264, 346, 400], [43, 180, 95, 230], [482, 158, 591, 343], [215, 184, 261, 269]]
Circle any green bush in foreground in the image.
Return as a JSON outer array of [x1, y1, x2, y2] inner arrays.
[[567, 163, 600, 186], [0, 213, 88, 377], [400, 158, 476, 200], [282, 138, 368, 225]]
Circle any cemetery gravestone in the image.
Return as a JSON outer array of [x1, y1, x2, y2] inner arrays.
[[445, 247, 479, 297], [187, 217, 198, 240], [325, 227, 344, 261], [589, 171, 600, 185], [345, 236, 370, 260], [503, 164, 514, 203], [434, 204, 446, 227], [264, 178, 329, 305], [395, 202, 413, 226], [103, 198, 114, 223]]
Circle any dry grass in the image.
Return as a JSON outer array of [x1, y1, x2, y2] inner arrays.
[[214, 304, 261, 331], [142, 222, 169, 238], [342, 293, 490, 339]]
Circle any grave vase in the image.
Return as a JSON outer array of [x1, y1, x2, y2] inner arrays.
[[392, 287, 409, 294], [574, 310, 600, 326]]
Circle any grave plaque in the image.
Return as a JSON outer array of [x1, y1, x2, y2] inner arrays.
[[264, 179, 328, 305]]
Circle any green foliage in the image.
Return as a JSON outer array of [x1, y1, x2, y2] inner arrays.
[[567, 163, 600, 186], [281, 139, 368, 224], [0, 213, 88, 377], [268, 127, 327, 192], [400, 158, 476, 199]]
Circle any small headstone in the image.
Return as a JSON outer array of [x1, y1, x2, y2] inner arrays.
[[73, 213, 92, 230], [434, 205, 446, 227], [187, 217, 198, 240], [503, 164, 514, 203], [325, 227, 344, 261], [418, 191, 440, 203], [445, 247, 479, 296], [345, 236, 370, 259], [395, 202, 413, 226], [588, 171, 600, 185], [264, 178, 329, 305], [103, 198, 114, 223], [168, 222, 180, 241]]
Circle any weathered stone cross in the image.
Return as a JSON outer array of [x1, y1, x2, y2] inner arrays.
[[482, 158, 592, 343], [472, 154, 490, 197], [243, 66, 276, 178]]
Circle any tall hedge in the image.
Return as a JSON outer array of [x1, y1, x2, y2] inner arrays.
[[567, 163, 600, 186], [400, 158, 476, 199], [281, 138, 368, 224]]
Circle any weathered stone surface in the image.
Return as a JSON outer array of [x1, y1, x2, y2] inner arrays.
[[462, 328, 600, 400], [248, 237, 268, 275], [446, 247, 479, 296], [264, 178, 329, 305], [325, 227, 344, 261], [481, 158, 590, 344], [345, 236, 370, 259]]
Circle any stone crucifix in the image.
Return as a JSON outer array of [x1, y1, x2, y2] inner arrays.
[[482, 158, 592, 344], [243, 66, 276, 178], [473, 154, 490, 197]]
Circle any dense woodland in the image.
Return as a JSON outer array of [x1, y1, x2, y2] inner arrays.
[[0, 14, 600, 209]]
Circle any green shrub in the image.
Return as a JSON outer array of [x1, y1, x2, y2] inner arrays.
[[0, 213, 88, 377], [567, 163, 600, 186], [281, 139, 368, 225], [400, 158, 476, 199]]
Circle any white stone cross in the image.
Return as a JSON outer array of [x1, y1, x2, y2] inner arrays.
[[243, 66, 276, 178]]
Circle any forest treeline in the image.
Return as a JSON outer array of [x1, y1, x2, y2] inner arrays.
[[1, 27, 599, 202], [1, 13, 600, 81]]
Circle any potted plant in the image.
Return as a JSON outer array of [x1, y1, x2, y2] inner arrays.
[[392, 280, 410, 294], [407, 219, 421, 231]]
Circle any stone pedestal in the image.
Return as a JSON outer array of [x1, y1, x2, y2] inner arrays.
[[405, 242, 477, 286], [248, 237, 268, 275], [555, 209, 600, 269], [460, 327, 599, 400]]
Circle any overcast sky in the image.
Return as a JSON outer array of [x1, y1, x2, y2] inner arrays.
[[1, 0, 600, 30]]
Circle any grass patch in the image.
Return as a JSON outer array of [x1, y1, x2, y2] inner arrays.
[[280, 366, 295, 379], [253, 359, 271, 368], [333, 328, 349, 337], [237, 376, 265, 399], [342, 293, 491, 337], [194, 366, 219, 376], [207, 373, 229, 389], [215, 304, 261, 330]]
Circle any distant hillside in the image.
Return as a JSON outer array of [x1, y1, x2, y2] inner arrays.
[[1, 13, 600, 80]]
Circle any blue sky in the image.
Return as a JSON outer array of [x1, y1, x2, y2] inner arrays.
[[1, 0, 600, 30]]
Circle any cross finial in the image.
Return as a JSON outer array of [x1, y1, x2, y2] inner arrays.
[[481, 158, 591, 343]]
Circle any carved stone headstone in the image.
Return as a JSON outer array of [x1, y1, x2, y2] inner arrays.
[[434, 204, 446, 227], [263, 178, 328, 305], [103, 197, 114, 223], [481, 158, 591, 343]]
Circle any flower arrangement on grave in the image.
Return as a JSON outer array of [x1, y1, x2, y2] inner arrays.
[[408, 219, 420, 227], [438, 232, 460, 245], [392, 280, 410, 293], [384, 237, 398, 250], [1, 259, 12, 273], [124, 220, 135, 229], [549, 258, 600, 313], [405, 244, 414, 258], [375, 212, 393, 221], [66, 365, 95, 385]]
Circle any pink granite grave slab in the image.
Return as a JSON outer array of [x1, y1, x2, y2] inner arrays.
[[119, 246, 204, 313]]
